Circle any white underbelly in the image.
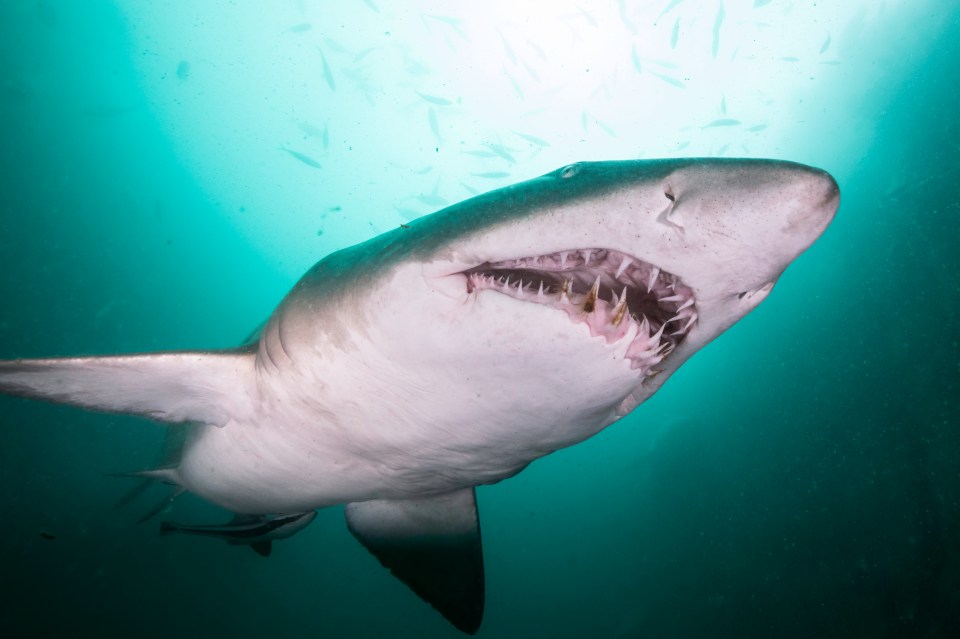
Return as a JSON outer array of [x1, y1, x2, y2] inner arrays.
[[174, 393, 619, 514]]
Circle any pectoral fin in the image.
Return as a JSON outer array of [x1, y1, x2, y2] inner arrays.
[[344, 488, 484, 635], [0, 350, 254, 426]]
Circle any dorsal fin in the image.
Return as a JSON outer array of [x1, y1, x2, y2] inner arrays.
[[0, 351, 255, 426], [345, 488, 484, 635]]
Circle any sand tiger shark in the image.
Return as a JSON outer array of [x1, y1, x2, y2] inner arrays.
[[0, 159, 838, 633]]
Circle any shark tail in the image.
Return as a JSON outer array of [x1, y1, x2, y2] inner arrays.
[[0, 350, 255, 426]]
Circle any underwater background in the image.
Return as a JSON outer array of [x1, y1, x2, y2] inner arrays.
[[0, 1, 958, 637]]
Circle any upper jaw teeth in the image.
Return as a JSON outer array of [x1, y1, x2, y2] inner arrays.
[[464, 248, 698, 377]]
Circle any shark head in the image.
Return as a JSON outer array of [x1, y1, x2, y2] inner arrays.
[[263, 158, 839, 492]]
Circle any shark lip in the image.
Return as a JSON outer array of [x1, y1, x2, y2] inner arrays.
[[463, 248, 698, 376]]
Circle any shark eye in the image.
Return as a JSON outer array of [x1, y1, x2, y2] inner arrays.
[[558, 164, 581, 179]]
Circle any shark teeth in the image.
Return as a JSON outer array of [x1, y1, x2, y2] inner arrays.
[[464, 248, 698, 377]]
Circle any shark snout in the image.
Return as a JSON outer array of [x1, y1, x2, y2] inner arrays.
[[784, 165, 840, 234], [807, 166, 840, 211]]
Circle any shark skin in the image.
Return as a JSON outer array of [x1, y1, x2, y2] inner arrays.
[[0, 158, 839, 633]]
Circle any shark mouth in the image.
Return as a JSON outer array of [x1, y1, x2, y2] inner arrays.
[[464, 248, 698, 376]]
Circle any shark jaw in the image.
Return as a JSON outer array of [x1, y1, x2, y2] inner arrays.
[[463, 247, 697, 378]]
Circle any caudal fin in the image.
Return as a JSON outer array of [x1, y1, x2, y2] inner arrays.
[[0, 350, 255, 426]]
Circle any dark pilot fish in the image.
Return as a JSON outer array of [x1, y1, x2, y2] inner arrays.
[[160, 511, 318, 558]]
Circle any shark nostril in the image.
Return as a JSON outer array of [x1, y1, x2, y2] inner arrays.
[[657, 203, 684, 232]]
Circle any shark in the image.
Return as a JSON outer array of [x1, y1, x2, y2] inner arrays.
[[0, 158, 839, 634]]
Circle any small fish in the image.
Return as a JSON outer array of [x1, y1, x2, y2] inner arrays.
[[747, 124, 768, 132], [820, 34, 832, 54], [176, 60, 190, 81], [712, 3, 725, 59], [424, 14, 462, 27], [281, 147, 322, 168], [513, 131, 550, 147], [519, 57, 540, 82], [363, 0, 380, 11], [631, 45, 642, 73], [649, 71, 686, 89], [471, 171, 510, 179], [40, 531, 56, 540], [486, 143, 516, 164], [504, 69, 524, 98], [427, 107, 441, 142], [754, 0, 773, 7], [670, 18, 681, 49], [322, 37, 352, 55], [403, 53, 432, 77], [316, 47, 336, 91], [463, 149, 498, 158], [161, 511, 317, 558], [497, 30, 517, 65], [648, 59, 679, 70], [578, 7, 598, 28], [618, 0, 637, 34], [527, 40, 547, 62], [720, 93, 727, 114], [412, 165, 434, 175], [594, 118, 616, 137], [459, 181, 480, 195], [353, 47, 380, 63], [416, 194, 448, 207], [416, 91, 452, 106], [287, 22, 312, 33], [423, 14, 468, 40], [658, 0, 685, 20], [702, 118, 741, 128], [295, 120, 323, 137]]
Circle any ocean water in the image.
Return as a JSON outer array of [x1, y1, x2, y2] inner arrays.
[[0, 1, 958, 637]]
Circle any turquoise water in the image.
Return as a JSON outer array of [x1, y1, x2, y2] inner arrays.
[[1, 2, 958, 637]]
